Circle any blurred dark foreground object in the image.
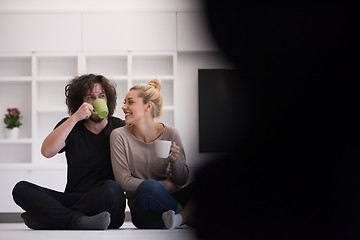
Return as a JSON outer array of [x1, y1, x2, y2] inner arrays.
[[193, 2, 360, 239]]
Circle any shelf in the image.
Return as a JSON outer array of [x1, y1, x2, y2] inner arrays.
[[0, 77, 32, 82], [0, 163, 66, 170], [35, 76, 73, 82], [131, 75, 174, 80], [105, 76, 128, 81], [0, 163, 33, 170], [36, 108, 68, 113], [0, 138, 32, 144]]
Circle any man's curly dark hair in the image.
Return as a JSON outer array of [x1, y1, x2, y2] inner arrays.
[[65, 74, 117, 117]]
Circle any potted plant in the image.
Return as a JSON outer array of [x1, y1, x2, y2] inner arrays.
[[3, 108, 22, 139]]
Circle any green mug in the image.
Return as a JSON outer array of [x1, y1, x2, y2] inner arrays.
[[91, 99, 108, 119]]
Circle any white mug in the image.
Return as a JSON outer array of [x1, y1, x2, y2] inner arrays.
[[155, 140, 172, 158]]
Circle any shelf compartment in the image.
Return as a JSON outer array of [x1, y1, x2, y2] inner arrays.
[[37, 56, 78, 77], [0, 82, 32, 138], [132, 55, 173, 76], [37, 112, 68, 142], [36, 81, 68, 109], [156, 109, 174, 126], [0, 143, 31, 163], [0, 56, 32, 77], [132, 78, 173, 106], [86, 55, 127, 76], [36, 112, 68, 165]]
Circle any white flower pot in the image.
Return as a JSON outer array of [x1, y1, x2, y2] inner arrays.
[[5, 127, 20, 139]]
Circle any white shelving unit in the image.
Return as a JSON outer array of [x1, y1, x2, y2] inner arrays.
[[0, 52, 177, 170]]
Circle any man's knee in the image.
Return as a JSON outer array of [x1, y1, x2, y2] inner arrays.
[[99, 180, 124, 197], [98, 181, 126, 229], [12, 181, 32, 201], [97, 180, 126, 210]]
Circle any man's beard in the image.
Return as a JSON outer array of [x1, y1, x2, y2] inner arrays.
[[89, 114, 105, 123]]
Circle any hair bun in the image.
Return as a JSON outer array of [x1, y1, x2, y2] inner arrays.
[[148, 79, 162, 92]]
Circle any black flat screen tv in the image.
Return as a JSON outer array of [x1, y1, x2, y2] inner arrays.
[[198, 69, 242, 153]]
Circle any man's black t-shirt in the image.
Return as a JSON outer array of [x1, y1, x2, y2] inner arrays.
[[55, 116, 125, 193]]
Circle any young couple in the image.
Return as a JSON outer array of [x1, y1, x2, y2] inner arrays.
[[12, 74, 194, 230]]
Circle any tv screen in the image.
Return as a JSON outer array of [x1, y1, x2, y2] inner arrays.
[[198, 69, 243, 153]]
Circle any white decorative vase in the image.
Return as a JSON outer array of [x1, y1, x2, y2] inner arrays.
[[5, 127, 20, 139]]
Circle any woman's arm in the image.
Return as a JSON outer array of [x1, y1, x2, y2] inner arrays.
[[168, 129, 189, 187], [41, 102, 93, 158], [110, 129, 144, 192]]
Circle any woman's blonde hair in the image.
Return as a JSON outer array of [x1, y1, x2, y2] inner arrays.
[[130, 79, 163, 118]]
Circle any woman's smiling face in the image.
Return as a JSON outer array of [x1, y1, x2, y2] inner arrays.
[[122, 89, 149, 124]]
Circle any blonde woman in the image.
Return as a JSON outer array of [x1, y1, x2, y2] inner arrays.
[[110, 79, 192, 229]]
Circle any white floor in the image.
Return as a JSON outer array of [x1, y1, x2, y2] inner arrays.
[[0, 222, 198, 240]]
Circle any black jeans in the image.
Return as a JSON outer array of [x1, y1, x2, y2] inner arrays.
[[12, 180, 126, 230]]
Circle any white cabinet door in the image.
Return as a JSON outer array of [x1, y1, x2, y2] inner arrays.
[[0, 14, 82, 52], [177, 12, 218, 52], [83, 13, 177, 51]]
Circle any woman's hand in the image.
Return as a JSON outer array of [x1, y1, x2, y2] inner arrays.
[[164, 174, 178, 192], [169, 141, 180, 163]]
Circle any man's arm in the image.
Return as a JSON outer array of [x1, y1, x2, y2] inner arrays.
[[41, 102, 93, 158]]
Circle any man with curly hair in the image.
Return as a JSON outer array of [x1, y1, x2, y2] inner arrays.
[[12, 74, 126, 230]]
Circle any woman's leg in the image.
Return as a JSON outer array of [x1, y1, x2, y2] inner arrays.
[[163, 200, 196, 229], [71, 180, 126, 229], [131, 179, 179, 229], [12, 181, 82, 229], [163, 184, 197, 229]]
